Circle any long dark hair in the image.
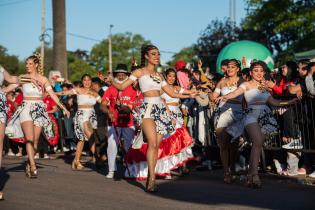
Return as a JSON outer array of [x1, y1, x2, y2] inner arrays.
[[140, 44, 159, 67], [164, 68, 178, 86], [283, 61, 298, 82]]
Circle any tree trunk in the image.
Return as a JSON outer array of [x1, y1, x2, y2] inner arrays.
[[52, 0, 67, 79]]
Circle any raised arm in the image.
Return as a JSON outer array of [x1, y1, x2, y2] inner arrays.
[[214, 83, 246, 103], [162, 82, 195, 99], [0, 65, 19, 84], [110, 70, 142, 91], [267, 95, 298, 107], [56, 87, 78, 96], [42, 77, 70, 117], [209, 80, 223, 101], [2, 84, 19, 93]]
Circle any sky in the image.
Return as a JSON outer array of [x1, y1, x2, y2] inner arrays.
[[0, 0, 247, 64]]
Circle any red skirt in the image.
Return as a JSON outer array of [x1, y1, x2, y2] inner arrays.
[[124, 127, 195, 180]]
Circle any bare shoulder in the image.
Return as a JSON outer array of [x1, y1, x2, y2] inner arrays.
[[131, 68, 144, 78], [217, 77, 226, 88], [38, 75, 50, 84]]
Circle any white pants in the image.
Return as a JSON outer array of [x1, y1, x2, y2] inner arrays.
[[198, 110, 206, 145], [107, 126, 135, 172]]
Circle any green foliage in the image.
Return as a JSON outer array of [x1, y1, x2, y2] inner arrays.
[[0, 45, 24, 75], [195, 18, 241, 71], [167, 46, 197, 67], [67, 51, 96, 81], [242, 0, 315, 63], [90, 32, 150, 73]]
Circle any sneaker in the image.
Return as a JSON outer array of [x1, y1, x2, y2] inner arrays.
[[308, 171, 315, 178], [43, 154, 50, 159], [273, 159, 283, 174], [63, 147, 70, 152], [16, 152, 23, 158], [282, 139, 303, 150], [34, 153, 40, 159], [165, 175, 172, 180], [105, 171, 115, 179], [7, 151, 15, 157]]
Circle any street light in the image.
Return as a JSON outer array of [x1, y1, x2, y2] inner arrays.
[[108, 24, 114, 73]]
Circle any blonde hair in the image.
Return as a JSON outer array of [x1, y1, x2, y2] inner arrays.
[[27, 52, 43, 75]]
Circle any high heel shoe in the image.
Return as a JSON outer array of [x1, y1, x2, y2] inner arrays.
[[71, 160, 84, 170], [26, 164, 38, 179], [30, 164, 38, 178], [146, 178, 157, 193], [246, 174, 262, 188]]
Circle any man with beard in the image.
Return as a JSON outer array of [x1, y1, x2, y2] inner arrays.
[[101, 64, 136, 179]]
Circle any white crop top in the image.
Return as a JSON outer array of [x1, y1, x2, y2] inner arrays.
[[22, 83, 43, 97], [240, 84, 270, 105], [0, 67, 4, 87], [161, 92, 180, 104], [215, 86, 243, 102], [77, 94, 100, 106], [136, 74, 167, 93]]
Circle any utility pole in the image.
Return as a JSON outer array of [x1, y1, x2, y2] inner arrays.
[[229, 0, 236, 25], [108, 24, 114, 73], [40, 0, 45, 74]]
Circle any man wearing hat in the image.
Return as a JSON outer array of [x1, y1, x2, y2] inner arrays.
[[101, 64, 136, 178]]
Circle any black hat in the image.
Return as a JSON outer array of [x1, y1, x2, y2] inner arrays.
[[113, 63, 129, 74]]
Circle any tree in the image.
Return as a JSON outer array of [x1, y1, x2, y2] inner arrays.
[[0, 45, 24, 75], [242, 0, 315, 63], [52, 0, 68, 78], [195, 18, 241, 71], [67, 50, 95, 81], [167, 46, 198, 67], [89, 32, 151, 73]]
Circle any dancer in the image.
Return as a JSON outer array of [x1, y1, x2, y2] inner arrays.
[[6, 53, 70, 178], [210, 59, 244, 184], [160, 68, 195, 176], [108, 44, 196, 192], [57, 74, 102, 170], [215, 61, 297, 188], [0, 65, 24, 200]]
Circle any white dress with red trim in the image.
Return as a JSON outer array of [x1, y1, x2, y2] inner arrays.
[[124, 127, 194, 180]]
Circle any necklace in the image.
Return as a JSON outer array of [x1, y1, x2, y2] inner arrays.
[[226, 79, 238, 90], [150, 73, 161, 84], [254, 79, 268, 92]]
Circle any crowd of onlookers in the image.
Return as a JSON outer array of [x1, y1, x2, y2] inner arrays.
[[2, 58, 315, 179]]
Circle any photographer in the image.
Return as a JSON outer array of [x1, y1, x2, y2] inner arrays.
[[101, 64, 137, 179]]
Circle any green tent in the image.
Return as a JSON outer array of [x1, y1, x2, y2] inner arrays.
[[216, 40, 274, 74]]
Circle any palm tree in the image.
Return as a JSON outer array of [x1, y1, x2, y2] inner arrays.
[[52, 0, 67, 79]]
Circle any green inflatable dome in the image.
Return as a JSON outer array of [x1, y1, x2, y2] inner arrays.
[[216, 40, 274, 74]]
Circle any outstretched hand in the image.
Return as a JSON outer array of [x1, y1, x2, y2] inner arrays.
[[63, 109, 70, 118], [214, 96, 226, 104]]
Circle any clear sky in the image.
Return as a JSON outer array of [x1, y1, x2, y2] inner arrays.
[[0, 0, 247, 63]]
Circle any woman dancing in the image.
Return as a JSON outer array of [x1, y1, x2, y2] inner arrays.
[[0, 64, 26, 200], [215, 61, 297, 188], [109, 44, 195, 192], [57, 74, 102, 170], [210, 59, 244, 184], [7, 53, 70, 178]]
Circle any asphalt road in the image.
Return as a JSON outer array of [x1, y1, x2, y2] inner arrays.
[[0, 155, 314, 210]]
